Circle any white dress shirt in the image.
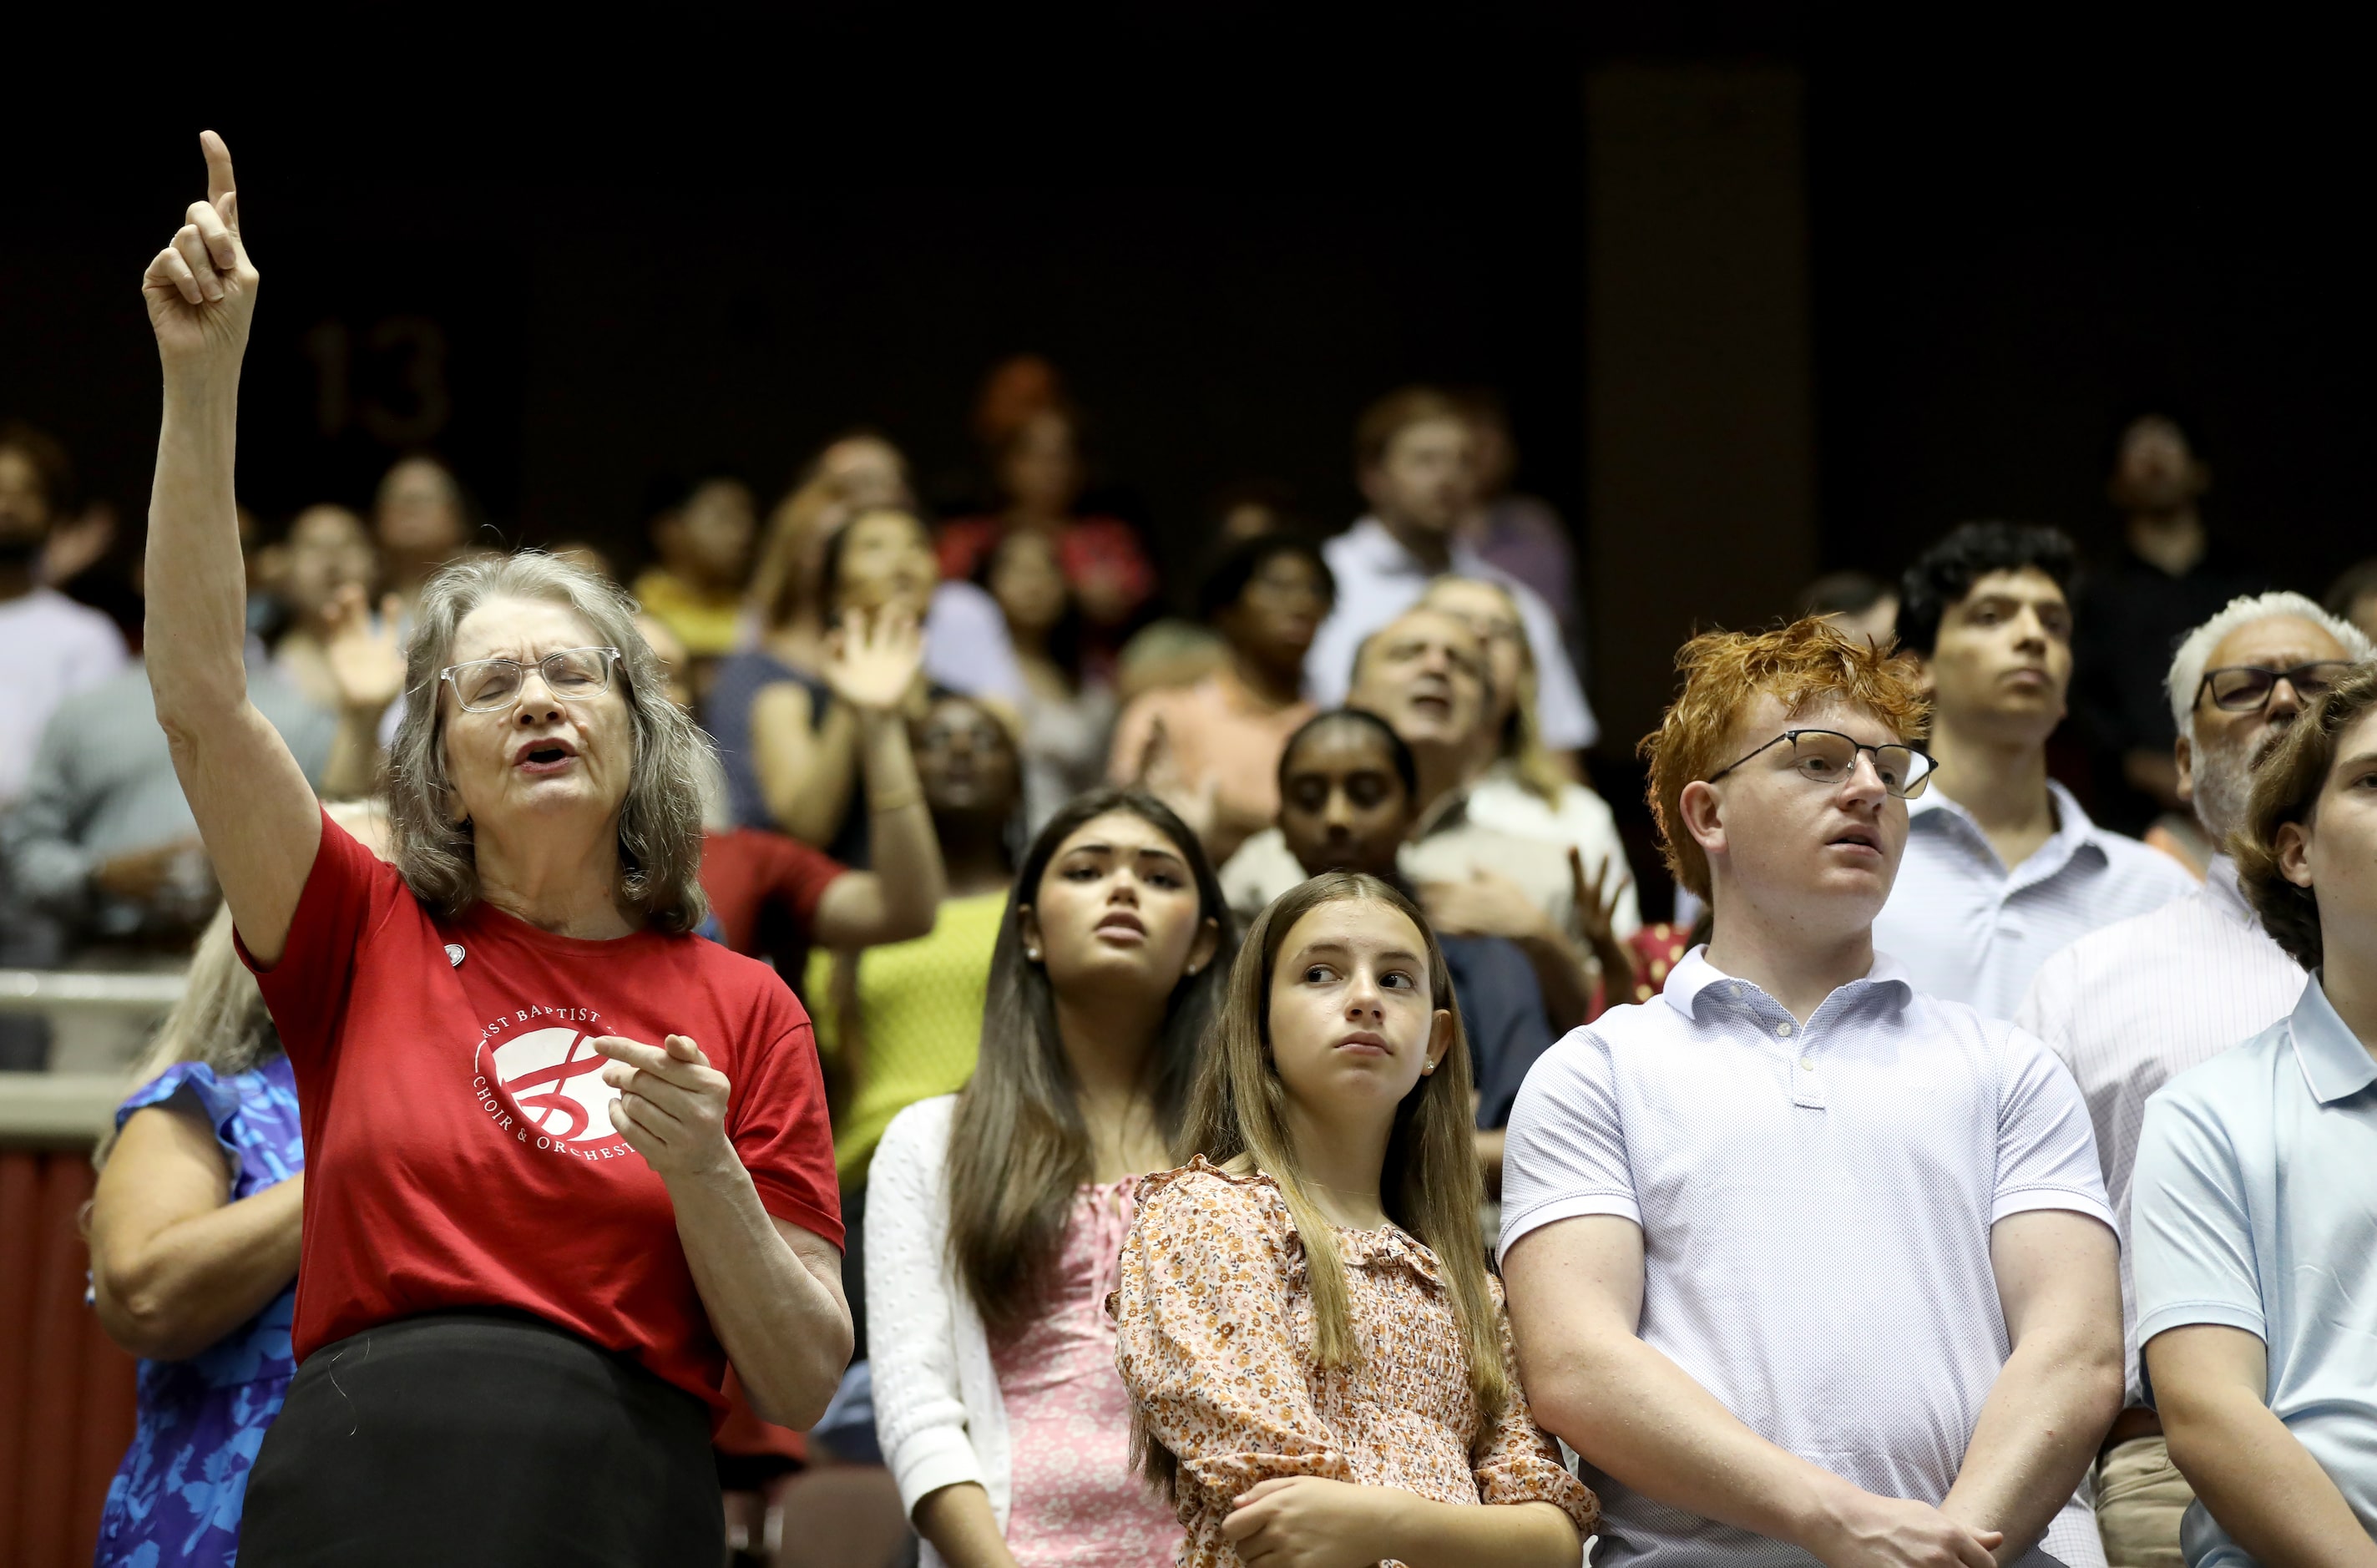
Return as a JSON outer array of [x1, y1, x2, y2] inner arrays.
[[1304, 517, 1597, 750], [1874, 779, 2194, 1020], [2015, 857, 2304, 1408], [1463, 763, 1641, 938], [1502, 946, 2112, 1567], [0, 586, 129, 805]]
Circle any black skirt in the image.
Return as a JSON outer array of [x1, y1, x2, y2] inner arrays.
[[240, 1310, 722, 1567]]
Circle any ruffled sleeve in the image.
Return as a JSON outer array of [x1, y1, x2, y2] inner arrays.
[[115, 1058, 304, 1196], [1469, 1279, 1599, 1536], [1112, 1161, 1357, 1498]]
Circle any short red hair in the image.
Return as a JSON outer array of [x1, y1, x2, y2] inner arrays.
[[1639, 618, 1930, 904]]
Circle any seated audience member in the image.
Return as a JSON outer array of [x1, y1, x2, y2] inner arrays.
[[0, 420, 129, 1061], [1, 619, 391, 950], [1500, 618, 2122, 1567], [1115, 872, 1598, 1568], [634, 473, 759, 663], [1797, 568, 1900, 648], [1875, 520, 2194, 1017], [1111, 482, 1296, 701], [2019, 592, 2368, 1567], [807, 695, 1021, 1195], [369, 453, 471, 611], [258, 504, 379, 707], [1272, 708, 1559, 1193], [1, 419, 131, 809], [627, 614, 942, 989], [1423, 574, 1641, 940], [870, 789, 1227, 1568], [85, 804, 387, 1568], [1455, 387, 1585, 670], [938, 392, 1155, 639], [1304, 386, 1596, 756], [2322, 556, 2377, 646], [1223, 605, 1594, 1029], [983, 528, 1115, 835], [2073, 417, 2266, 835], [711, 508, 1014, 862], [2135, 665, 2377, 1566], [1110, 534, 1330, 865]]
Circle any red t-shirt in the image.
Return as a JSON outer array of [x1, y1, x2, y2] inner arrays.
[[240, 809, 843, 1416], [698, 827, 847, 958]]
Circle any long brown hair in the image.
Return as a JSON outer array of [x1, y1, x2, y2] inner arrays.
[[943, 787, 1235, 1332], [1139, 873, 1505, 1495]]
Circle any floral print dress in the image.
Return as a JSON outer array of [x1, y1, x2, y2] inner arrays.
[[93, 1056, 304, 1568], [1112, 1158, 1598, 1568]]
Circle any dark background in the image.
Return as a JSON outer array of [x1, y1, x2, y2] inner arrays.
[[6, 18, 2365, 911]]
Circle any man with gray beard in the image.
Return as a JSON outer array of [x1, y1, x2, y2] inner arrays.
[[2017, 591, 2369, 1566]]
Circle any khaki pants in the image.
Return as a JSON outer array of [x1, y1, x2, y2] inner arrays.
[[2096, 1435, 2192, 1568]]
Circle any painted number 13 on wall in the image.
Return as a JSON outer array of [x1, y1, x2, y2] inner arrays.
[[302, 316, 452, 447]]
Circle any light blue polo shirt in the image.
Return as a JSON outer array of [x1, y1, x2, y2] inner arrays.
[[2133, 974, 2377, 1566]]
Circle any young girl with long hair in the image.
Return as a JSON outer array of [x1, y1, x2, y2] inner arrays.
[[1115, 872, 1597, 1567], [867, 787, 1234, 1568]]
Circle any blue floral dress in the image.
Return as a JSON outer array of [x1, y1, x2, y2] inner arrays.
[[92, 1056, 304, 1568]]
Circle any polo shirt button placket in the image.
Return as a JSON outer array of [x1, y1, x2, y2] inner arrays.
[[1788, 1021, 1826, 1110]]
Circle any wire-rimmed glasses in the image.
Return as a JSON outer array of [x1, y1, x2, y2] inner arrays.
[[438, 647, 623, 713], [1704, 728, 1936, 800]]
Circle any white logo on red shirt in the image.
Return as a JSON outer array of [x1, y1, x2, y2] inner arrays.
[[473, 1024, 633, 1161]]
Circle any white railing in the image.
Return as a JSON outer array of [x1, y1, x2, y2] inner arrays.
[[0, 969, 188, 1013]]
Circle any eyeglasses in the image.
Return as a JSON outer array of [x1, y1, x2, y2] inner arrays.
[[2194, 661, 2355, 714], [439, 647, 623, 712], [1705, 728, 1937, 799]]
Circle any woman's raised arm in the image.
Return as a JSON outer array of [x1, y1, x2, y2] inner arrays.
[[141, 132, 325, 968]]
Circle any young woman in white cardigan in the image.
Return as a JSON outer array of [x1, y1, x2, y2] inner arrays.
[[868, 787, 1233, 1568]]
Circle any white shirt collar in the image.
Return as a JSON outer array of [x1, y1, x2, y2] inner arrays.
[[1344, 515, 1491, 581], [2203, 854, 2257, 928], [2289, 974, 2377, 1106], [1661, 943, 1914, 1023], [1908, 777, 2107, 878]]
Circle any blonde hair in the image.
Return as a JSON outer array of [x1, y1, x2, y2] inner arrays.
[[1140, 873, 1504, 1495], [1421, 574, 1567, 805], [1641, 618, 1930, 904]]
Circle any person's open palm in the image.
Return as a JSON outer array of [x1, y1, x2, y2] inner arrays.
[[323, 586, 408, 716], [823, 606, 924, 714], [142, 132, 258, 368]]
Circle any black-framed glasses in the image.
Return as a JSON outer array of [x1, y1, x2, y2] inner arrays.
[[1705, 728, 1936, 799], [2194, 661, 2355, 714], [439, 647, 623, 712]]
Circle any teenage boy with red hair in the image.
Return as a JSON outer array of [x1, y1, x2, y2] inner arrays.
[[1501, 619, 2123, 1567]]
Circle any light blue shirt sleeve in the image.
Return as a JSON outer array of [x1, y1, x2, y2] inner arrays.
[[1497, 1029, 1639, 1262], [2132, 1085, 2266, 1355]]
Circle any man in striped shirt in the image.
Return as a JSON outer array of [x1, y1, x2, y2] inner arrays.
[[2017, 591, 2369, 1567]]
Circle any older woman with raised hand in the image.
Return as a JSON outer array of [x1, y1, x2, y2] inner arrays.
[[138, 134, 850, 1566]]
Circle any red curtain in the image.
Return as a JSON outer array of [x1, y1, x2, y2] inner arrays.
[[0, 1148, 139, 1568]]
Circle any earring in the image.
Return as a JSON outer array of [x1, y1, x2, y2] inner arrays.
[[1025, 948, 1042, 962], [1424, 1062, 1436, 1075]]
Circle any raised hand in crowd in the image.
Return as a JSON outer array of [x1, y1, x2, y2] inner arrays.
[[1570, 846, 1638, 1009], [822, 603, 925, 715], [316, 583, 407, 797]]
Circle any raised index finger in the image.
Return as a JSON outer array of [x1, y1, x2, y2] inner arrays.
[[200, 130, 239, 232]]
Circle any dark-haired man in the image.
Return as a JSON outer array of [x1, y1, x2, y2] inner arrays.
[[2133, 663, 2377, 1566], [0, 422, 129, 809], [1875, 522, 2192, 1017]]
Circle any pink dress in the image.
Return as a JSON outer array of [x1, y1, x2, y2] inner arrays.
[[986, 1176, 1182, 1568]]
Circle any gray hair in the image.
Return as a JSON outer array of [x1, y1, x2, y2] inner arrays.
[[386, 551, 711, 934], [2165, 591, 2374, 736]]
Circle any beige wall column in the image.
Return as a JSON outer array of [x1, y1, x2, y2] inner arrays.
[[1586, 63, 1815, 754]]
